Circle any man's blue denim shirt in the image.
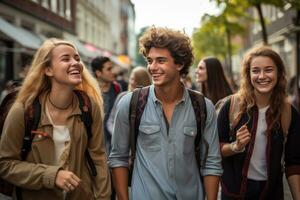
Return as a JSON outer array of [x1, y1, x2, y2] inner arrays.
[[108, 85, 223, 200]]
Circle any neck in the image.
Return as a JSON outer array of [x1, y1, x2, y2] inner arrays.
[[255, 91, 271, 108], [99, 80, 111, 92], [154, 82, 184, 104], [48, 88, 74, 110]]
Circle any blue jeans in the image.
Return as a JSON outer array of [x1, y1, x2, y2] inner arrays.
[[221, 179, 266, 200]]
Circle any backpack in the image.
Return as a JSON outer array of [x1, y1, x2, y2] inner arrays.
[[215, 94, 292, 137], [128, 86, 207, 186], [112, 81, 121, 96], [0, 90, 97, 199]]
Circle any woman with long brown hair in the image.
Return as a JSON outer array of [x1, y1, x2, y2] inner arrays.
[[217, 46, 300, 199], [195, 57, 233, 104]]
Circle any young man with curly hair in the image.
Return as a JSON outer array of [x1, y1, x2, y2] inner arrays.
[[108, 27, 222, 200]]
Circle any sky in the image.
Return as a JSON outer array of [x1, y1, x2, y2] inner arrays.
[[131, 0, 220, 36]]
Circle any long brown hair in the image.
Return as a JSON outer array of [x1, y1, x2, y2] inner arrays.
[[237, 46, 287, 131], [201, 57, 233, 104]]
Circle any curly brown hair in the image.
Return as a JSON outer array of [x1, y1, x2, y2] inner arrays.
[[237, 46, 287, 131], [139, 26, 194, 75]]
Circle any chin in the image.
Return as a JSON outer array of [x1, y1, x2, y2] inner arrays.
[[153, 81, 163, 87], [72, 79, 82, 85], [255, 89, 273, 95]]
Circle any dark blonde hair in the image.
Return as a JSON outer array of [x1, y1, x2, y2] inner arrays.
[[237, 46, 287, 131], [128, 66, 152, 91], [139, 26, 194, 75], [16, 38, 103, 115]]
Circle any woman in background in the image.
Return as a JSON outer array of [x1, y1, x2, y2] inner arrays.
[[195, 57, 233, 104]]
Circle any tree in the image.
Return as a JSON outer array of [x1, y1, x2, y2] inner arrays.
[[192, 18, 227, 64], [193, 0, 246, 80], [213, 0, 300, 45]]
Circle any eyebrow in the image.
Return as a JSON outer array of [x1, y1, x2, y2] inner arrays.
[[251, 65, 275, 68], [147, 56, 167, 60], [59, 54, 80, 59], [59, 54, 70, 58]]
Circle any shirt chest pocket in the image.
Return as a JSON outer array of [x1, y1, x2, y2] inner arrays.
[[183, 126, 197, 154], [139, 125, 161, 151]]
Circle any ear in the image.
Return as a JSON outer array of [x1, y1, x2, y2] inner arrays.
[[44, 66, 53, 77], [95, 69, 102, 78], [176, 64, 184, 72]]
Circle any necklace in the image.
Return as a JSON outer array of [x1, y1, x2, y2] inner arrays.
[[48, 94, 73, 110]]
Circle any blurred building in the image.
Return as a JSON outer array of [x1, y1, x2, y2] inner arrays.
[[0, 0, 136, 90], [249, 4, 299, 78], [232, 4, 300, 81]]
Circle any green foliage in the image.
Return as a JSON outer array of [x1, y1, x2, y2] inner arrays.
[[192, 19, 227, 64], [192, 0, 247, 65]]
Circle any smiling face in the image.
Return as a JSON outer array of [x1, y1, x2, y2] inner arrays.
[[250, 56, 278, 96], [146, 47, 182, 87], [195, 60, 207, 83], [45, 44, 83, 88], [96, 61, 115, 83]]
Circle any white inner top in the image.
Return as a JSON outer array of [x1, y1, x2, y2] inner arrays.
[[46, 105, 70, 166], [247, 106, 269, 181]]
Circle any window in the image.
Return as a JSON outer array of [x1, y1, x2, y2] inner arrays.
[[51, 0, 57, 13]]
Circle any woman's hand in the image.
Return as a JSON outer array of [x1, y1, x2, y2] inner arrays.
[[234, 125, 251, 151], [55, 170, 81, 192]]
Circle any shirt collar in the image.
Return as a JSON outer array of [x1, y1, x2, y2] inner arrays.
[[149, 84, 189, 106]]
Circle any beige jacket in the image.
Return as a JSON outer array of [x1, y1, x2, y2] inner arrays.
[[0, 93, 111, 200]]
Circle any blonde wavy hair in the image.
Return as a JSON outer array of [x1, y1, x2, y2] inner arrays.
[[128, 66, 152, 91], [236, 46, 287, 131], [16, 38, 103, 116]]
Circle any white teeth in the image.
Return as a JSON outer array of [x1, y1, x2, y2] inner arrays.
[[69, 69, 80, 75], [258, 82, 269, 85]]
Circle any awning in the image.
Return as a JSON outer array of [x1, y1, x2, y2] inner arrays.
[[64, 34, 97, 59], [110, 55, 130, 69], [0, 17, 42, 49]]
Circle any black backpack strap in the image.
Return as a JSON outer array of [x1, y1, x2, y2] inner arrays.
[[188, 89, 207, 171], [128, 86, 150, 185], [16, 97, 41, 200], [74, 90, 97, 177], [0, 89, 19, 134], [22, 97, 41, 160]]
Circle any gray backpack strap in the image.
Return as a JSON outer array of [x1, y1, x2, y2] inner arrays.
[[128, 86, 150, 185], [129, 88, 142, 160]]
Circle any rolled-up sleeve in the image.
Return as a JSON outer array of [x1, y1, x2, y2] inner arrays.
[[200, 98, 223, 176], [108, 93, 132, 168]]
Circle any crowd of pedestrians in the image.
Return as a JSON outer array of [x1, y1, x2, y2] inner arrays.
[[0, 27, 299, 200]]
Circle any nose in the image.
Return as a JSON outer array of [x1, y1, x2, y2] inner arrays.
[[148, 61, 158, 72], [258, 70, 265, 79], [72, 59, 81, 69]]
